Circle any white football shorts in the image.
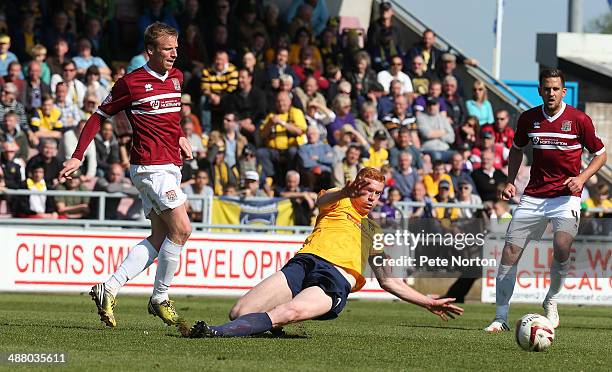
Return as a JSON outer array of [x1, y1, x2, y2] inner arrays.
[[130, 164, 187, 218], [505, 195, 581, 248]]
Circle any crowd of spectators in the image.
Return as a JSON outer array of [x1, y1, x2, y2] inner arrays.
[[0, 0, 609, 227]]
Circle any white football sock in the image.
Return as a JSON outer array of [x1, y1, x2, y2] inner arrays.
[[105, 239, 158, 297], [151, 237, 183, 304], [544, 258, 570, 303], [495, 264, 517, 322]]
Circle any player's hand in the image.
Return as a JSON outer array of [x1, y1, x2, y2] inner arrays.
[[426, 297, 464, 321], [342, 177, 370, 198], [500, 183, 516, 201], [179, 137, 193, 160], [563, 176, 584, 194], [59, 158, 82, 182]]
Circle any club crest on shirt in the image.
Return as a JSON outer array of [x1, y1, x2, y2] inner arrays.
[[145, 83, 153, 92], [533, 121, 540, 129], [165, 190, 177, 202], [171, 78, 180, 91], [561, 120, 572, 132]]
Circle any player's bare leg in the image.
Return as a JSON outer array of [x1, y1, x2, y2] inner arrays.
[[147, 203, 192, 326], [189, 286, 333, 338], [228, 271, 293, 320], [485, 241, 525, 333], [543, 231, 573, 328], [90, 212, 165, 327]]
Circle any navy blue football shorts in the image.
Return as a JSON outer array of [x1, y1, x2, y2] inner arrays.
[[280, 253, 352, 320]]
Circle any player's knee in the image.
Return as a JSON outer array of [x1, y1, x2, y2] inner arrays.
[[229, 301, 246, 320], [170, 222, 192, 245], [501, 243, 522, 265], [280, 303, 303, 323]]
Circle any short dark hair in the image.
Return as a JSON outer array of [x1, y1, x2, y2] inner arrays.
[[539, 68, 565, 87]]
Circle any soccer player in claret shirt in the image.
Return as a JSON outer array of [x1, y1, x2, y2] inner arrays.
[[60, 22, 193, 328], [187, 167, 463, 338], [485, 69, 607, 332]]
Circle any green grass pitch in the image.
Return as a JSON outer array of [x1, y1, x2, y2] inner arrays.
[[0, 292, 611, 371]]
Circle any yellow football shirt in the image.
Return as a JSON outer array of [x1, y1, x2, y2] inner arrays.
[[31, 107, 63, 131], [298, 188, 381, 291], [261, 107, 307, 150]]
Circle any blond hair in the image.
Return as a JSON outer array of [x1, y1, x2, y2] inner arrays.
[[144, 22, 178, 50]]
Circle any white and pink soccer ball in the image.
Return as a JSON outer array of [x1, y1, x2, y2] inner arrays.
[[515, 314, 555, 352]]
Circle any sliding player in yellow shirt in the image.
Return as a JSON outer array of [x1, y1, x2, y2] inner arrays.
[[188, 167, 463, 338]]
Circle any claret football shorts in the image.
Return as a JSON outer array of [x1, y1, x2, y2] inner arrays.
[[130, 164, 187, 218], [505, 195, 581, 248]]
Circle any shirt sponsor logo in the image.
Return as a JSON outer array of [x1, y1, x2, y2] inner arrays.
[[150, 100, 160, 110], [171, 78, 180, 91], [145, 83, 153, 92], [165, 190, 178, 202], [561, 120, 572, 132]]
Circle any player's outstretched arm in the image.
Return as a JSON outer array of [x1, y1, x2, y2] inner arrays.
[[368, 254, 464, 321], [315, 177, 370, 209], [500, 145, 523, 201]]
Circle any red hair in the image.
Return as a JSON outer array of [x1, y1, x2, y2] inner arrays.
[[356, 167, 385, 183]]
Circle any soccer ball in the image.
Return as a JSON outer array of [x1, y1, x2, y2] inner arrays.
[[515, 313, 555, 352]]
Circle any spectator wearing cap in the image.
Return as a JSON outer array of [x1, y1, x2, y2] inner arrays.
[[93, 120, 120, 178], [377, 55, 413, 95], [470, 130, 508, 170], [0, 35, 19, 77], [30, 94, 62, 141], [346, 51, 378, 100], [381, 94, 417, 145], [470, 149, 507, 203], [393, 152, 419, 201], [406, 55, 433, 97], [424, 160, 454, 199], [466, 80, 494, 126], [481, 109, 515, 149], [285, 0, 330, 36], [442, 75, 468, 127], [298, 125, 334, 192], [258, 91, 307, 186], [433, 179, 459, 221], [456, 180, 483, 219], [62, 119, 97, 181], [355, 101, 392, 147], [223, 68, 267, 144], [363, 130, 389, 169], [182, 169, 214, 222], [0, 111, 30, 163], [242, 170, 269, 197], [449, 152, 476, 193], [21, 60, 51, 116], [389, 126, 423, 171], [416, 96, 455, 162], [180, 93, 203, 135], [0, 83, 28, 133], [73, 38, 112, 85], [406, 29, 477, 73], [436, 53, 465, 96], [367, 1, 400, 56], [332, 143, 363, 188]]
